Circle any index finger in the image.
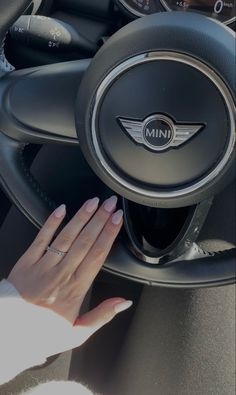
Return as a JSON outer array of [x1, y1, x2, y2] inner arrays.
[[40, 197, 100, 267], [20, 204, 67, 264]]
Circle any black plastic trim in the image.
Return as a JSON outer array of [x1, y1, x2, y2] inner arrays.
[[123, 198, 213, 264]]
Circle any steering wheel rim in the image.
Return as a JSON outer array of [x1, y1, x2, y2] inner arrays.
[[0, 3, 235, 288]]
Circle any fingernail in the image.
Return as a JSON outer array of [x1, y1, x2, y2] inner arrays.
[[112, 209, 123, 225], [104, 196, 118, 213], [85, 197, 100, 213], [114, 300, 133, 314], [54, 204, 66, 218]]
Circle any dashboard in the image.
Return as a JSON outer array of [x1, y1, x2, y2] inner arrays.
[[117, 0, 236, 24], [6, 0, 235, 70]]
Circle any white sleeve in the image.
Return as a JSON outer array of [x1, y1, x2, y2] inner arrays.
[[0, 280, 95, 394], [0, 279, 47, 385], [0, 279, 91, 387], [21, 381, 94, 395]]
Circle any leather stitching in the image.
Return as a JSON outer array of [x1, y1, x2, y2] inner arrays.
[[18, 144, 56, 210]]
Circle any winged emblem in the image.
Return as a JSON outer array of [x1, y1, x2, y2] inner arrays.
[[117, 114, 204, 152]]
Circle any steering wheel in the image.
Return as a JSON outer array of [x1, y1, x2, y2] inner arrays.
[[0, 0, 235, 288]]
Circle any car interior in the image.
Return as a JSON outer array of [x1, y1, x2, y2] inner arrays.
[[0, 1, 235, 394]]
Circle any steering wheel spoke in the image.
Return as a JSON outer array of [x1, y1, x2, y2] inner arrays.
[[0, 59, 90, 144], [0, 59, 90, 226]]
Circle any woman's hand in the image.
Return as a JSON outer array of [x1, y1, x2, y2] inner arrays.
[[8, 196, 132, 342]]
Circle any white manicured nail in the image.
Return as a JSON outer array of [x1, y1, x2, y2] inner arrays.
[[54, 204, 66, 219], [85, 197, 99, 213], [112, 210, 123, 225], [104, 196, 118, 213], [114, 300, 133, 314]]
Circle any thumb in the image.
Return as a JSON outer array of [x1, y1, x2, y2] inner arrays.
[[75, 298, 133, 334], [45, 298, 133, 356]]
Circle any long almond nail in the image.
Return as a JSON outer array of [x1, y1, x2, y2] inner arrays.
[[85, 197, 99, 213], [112, 210, 123, 225], [114, 300, 133, 314], [54, 204, 66, 219], [104, 196, 118, 213]]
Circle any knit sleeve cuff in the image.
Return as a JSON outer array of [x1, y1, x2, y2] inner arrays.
[[0, 279, 47, 385]]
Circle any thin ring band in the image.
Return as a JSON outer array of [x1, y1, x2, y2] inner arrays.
[[46, 246, 67, 257]]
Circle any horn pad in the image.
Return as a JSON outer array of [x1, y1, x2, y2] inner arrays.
[[76, 12, 235, 208]]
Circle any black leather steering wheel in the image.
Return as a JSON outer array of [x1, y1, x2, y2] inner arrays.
[[0, 0, 235, 288]]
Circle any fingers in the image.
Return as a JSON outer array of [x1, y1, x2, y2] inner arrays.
[[74, 210, 123, 294], [40, 197, 100, 267], [59, 196, 118, 274], [75, 298, 133, 333], [20, 204, 66, 264]]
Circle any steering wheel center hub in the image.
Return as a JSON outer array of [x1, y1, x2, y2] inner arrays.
[[77, 12, 235, 208]]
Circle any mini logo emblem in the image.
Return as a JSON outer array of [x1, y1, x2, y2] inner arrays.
[[118, 114, 204, 152]]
